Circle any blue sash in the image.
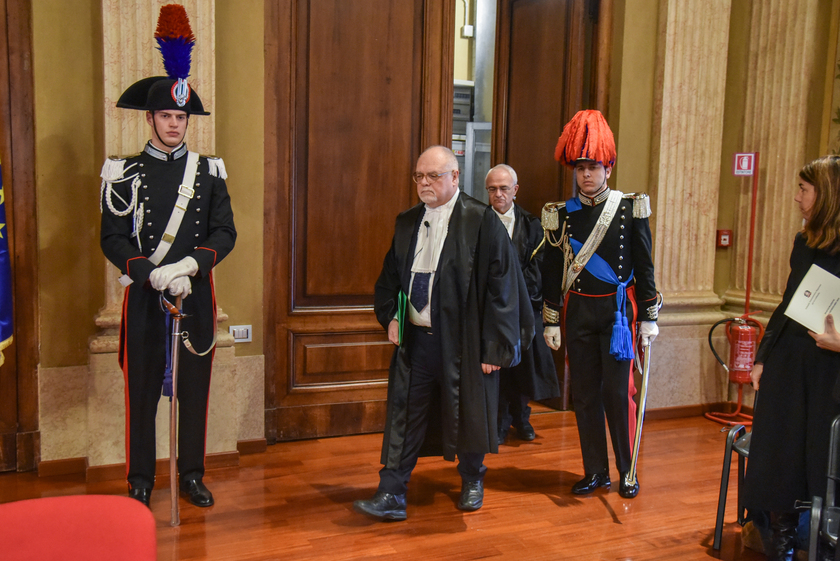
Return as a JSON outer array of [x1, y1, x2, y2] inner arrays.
[[569, 237, 635, 361]]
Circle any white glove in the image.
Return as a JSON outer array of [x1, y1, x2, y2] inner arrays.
[[544, 326, 562, 350], [640, 321, 659, 347], [167, 276, 192, 299], [149, 256, 198, 291]]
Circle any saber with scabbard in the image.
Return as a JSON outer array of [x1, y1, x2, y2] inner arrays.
[[161, 294, 184, 527], [623, 292, 663, 490]]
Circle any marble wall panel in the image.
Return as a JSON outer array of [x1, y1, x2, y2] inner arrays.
[[650, 0, 731, 307], [729, 0, 819, 308], [235, 354, 266, 441], [39, 366, 89, 462], [87, 353, 127, 466], [644, 325, 747, 409]]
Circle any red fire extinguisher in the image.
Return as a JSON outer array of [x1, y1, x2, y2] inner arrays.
[[706, 313, 765, 426]]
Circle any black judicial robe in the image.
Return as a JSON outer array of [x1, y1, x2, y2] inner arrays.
[[374, 192, 534, 467], [507, 205, 560, 401]]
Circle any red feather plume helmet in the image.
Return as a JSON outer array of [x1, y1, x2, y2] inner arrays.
[[554, 110, 616, 168]]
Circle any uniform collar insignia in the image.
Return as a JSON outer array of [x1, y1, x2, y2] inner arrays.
[[144, 141, 188, 162], [579, 187, 610, 207]]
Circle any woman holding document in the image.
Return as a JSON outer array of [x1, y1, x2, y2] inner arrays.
[[744, 155, 840, 560]]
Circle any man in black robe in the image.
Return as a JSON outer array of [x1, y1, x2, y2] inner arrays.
[[485, 164, 560, 442], [353, 146, 533, 521]]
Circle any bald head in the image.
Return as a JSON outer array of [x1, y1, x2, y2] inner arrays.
[[415, 145, 460, 208], [420, 145, 459, 171]]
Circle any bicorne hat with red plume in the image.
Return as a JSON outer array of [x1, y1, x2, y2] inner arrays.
[[116, 4, 209, 116], [554, 110, 615, 168]]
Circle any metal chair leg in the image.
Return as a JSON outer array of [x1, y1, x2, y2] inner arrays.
[[809, 496, 822, 561], [714, 425, 746, 550], [737, 451, 746, 525]]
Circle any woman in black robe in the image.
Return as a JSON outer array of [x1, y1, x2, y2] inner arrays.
[[744, 155, 840, 560]]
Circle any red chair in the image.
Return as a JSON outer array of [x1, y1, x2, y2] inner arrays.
[[0, 494, 156, 560]]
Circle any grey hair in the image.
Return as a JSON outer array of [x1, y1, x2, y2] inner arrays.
[[486, 163, 518, 186]]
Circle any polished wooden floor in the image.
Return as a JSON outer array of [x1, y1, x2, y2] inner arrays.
[[0, 412, 765, 560]]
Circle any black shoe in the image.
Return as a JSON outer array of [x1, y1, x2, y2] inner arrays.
[[514, 421, 536, 441], [457, 480, 484, 511], [128, 487, 151, 508], [618, 472, 639, 498], [571, 472, 610, 495], [769, 511, 798, 561], [498, 427, 509, 444], [180, 478, 214, 507], [353, 491, 407, 521]]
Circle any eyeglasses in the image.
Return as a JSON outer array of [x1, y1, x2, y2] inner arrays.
[[412, 170, 454, 184], [486, 186, 514, 194]]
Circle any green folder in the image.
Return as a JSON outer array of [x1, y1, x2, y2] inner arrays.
[[397, 291, 407, 346]]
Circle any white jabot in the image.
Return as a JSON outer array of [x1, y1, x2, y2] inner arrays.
[[408, 189, 460, 326], [493, 203, 516, 239]]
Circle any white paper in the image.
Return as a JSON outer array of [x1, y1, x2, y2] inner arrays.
[[784, 264, 840, 333]]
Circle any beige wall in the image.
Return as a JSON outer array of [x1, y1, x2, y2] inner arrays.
[[714, 0, 751, 296], [609, 0, 659, 197], [823, 1, 840, 155], [215, 0, 265, 357], [33, 0, 104, 367], [454, 0, 472, 81]]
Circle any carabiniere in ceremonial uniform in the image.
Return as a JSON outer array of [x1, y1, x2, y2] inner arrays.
[[541, 109, 658, 499], [99, 4, 236, 510]]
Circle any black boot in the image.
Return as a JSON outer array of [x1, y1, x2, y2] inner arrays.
[[769, 511, 798, 561]]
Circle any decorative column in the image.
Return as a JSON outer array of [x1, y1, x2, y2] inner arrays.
[[726, 0, 821, 310], [645, 0, 732, 407], [88, 0, 236, 474], [650, 0, 731, 313]]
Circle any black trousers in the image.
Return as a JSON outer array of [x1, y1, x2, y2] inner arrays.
[[564, 292, 637, 475], [498, 370, 531, 432], [123, 286, 212, 490], [378, 324, 486, 495]]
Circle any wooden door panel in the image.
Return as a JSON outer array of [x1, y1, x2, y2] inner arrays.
[[0, 0, 38, 471], [493, 0, 592, 409], [291, 331, 391, 391], [265, 0, 453, 442], [497, 0, 588, 215], [294, 0, 421, 308], [505, 0, 571, 216]]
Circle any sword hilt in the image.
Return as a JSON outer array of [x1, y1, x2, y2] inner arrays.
[[159, 293, 188, 318]]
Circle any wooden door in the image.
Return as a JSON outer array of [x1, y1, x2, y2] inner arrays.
[[264, 0, 454, 442], [493, 0, 599, 408], [0, 0, 39, 471]]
